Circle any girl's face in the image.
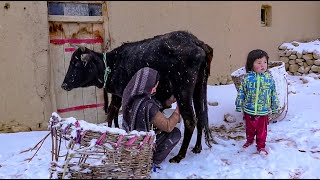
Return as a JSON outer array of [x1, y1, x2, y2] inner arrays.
[[253, 56, 268, 73]]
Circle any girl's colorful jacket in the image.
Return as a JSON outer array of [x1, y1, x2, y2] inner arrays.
[[235, 71, 279, 116]]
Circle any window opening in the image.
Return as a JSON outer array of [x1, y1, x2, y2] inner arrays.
[[261, 5, 272, 27], [48, 2, 102, 16]]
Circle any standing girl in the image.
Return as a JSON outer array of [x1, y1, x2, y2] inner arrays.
[[235, 49, 279, 155]]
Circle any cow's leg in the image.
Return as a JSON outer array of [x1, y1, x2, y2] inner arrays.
[[192, 68, 213, 153], [105, 95, 122, 128], [192, 82, 204, 154], [103, 90, 111, 125], [169, 87, 197, 163], [193, 65, 217, 153]]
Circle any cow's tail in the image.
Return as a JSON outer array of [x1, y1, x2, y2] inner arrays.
[[197, 41, 216, 148], [204, 43, 217, 147], [203, 43, 213, 76]]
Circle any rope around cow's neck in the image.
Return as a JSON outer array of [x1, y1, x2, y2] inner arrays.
[[103, 52, 111, 88]]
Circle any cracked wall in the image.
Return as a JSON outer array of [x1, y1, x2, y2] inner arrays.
[[0, 1, 51, 132]]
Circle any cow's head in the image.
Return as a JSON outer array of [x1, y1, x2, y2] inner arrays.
[[61, 45, 105, 91]]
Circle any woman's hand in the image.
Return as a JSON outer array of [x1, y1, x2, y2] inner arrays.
[[175, 105, 180, 114], [164, 95, 177, 107]]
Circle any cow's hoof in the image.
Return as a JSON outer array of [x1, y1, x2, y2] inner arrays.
[[169, 155, 185, 163], [107, 122, 112, 127], [192, 145, 202, 154]]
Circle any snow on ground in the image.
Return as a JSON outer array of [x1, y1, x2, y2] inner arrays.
[[1, 74, 320, 179]]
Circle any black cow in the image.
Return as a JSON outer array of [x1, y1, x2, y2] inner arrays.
[[61, 30, 216, 163]]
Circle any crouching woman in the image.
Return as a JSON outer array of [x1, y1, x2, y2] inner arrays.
[[122, 67, 181, 165]]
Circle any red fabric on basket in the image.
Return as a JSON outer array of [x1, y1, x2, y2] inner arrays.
[[138, 134, 150, 149], [125, 136, 138, 146], [114, 135, 124, 149], [96, 132, 108, 146]]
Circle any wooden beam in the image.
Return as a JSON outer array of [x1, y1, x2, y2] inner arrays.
[[48, 15, 103, 23]]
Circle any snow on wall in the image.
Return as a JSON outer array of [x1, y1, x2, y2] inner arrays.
[[279, 40, 320, 55]]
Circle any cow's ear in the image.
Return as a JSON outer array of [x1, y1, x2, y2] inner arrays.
[[79, 46, 86, 53]]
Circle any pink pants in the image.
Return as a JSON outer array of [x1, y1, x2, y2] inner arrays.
[[244, 112, 268, 149]]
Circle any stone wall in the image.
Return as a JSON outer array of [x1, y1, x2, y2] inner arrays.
[[279, 41, 320, 76]]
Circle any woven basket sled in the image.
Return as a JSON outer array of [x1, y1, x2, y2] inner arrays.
[[231, 61, 288, 122], [49, 112, 156, 179]]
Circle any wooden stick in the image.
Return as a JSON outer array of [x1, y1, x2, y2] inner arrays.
[[20, 132, 51, 154], [25, 132, 51, 162], [51, 130, 55, 161]]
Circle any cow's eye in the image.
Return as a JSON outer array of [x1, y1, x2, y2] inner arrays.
[[75, 61, 82, 68]]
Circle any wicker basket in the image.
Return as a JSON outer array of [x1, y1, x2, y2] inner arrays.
[[49, 113, 155, 179], [231, 61, 288, 122]]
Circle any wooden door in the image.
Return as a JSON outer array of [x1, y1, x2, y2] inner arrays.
[[48, 1, 108, 124]]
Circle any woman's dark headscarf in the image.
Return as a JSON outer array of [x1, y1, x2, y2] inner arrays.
[[122, 67, 161, 132]]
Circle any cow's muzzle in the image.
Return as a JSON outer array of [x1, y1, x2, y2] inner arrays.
[[61, 83, 72, 91]]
